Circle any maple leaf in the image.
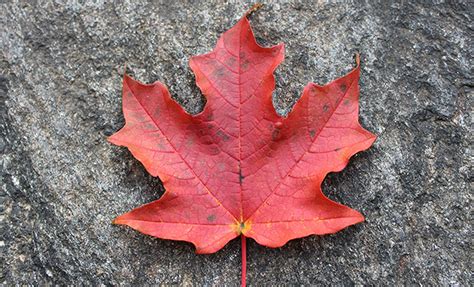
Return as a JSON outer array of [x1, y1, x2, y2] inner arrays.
[[109, 6, 375, 285]]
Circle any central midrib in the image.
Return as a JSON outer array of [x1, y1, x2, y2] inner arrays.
[[237, 23, 244, 223]]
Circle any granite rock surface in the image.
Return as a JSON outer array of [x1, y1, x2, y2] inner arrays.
[[1, 1, 472, 285]]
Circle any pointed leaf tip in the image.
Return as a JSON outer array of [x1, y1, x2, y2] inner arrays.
[[355, 52, 361, 66], [245, 3, 264, 17]]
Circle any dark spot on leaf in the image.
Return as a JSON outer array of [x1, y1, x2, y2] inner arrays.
[[185, 137, 194, 147], [157, 139, 166, 150], [271, 128, 281, 141], [144, 122, 156, 130], [183, 211, 191, 220], [310, 86, 317, 95], [239, 166, 244, 185], [340, 83, 347, 92], [239, 51, 246, 59], [214, 67, 225, 77], [209, 145, 220, 155], [323, 104, 330, 112], [226, 57, 236, 67], [207, 123, 213, 130], [343, 99, 351, 106], [240, 222, 245, 229], [206, 113, 214, 121], [309, 129, 316, 139], [216, 130, 230, 142], [240, 60, 250, 71], [334, 147, 341, 152], [207, 214, 216, 222], [152, 107, 160, 118]]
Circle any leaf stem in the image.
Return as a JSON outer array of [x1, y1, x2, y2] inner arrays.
[[241, 234, 247, 287]]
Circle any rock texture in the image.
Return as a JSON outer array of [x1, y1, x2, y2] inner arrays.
[[1, 1, 472, 285]]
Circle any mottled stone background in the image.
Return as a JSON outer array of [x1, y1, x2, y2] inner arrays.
[[1, 0, 472, 285]]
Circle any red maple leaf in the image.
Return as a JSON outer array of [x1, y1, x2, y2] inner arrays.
[[109, 6, 375, 285]]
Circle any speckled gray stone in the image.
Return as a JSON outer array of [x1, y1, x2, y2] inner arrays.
[[1, 1, 472, 285]]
